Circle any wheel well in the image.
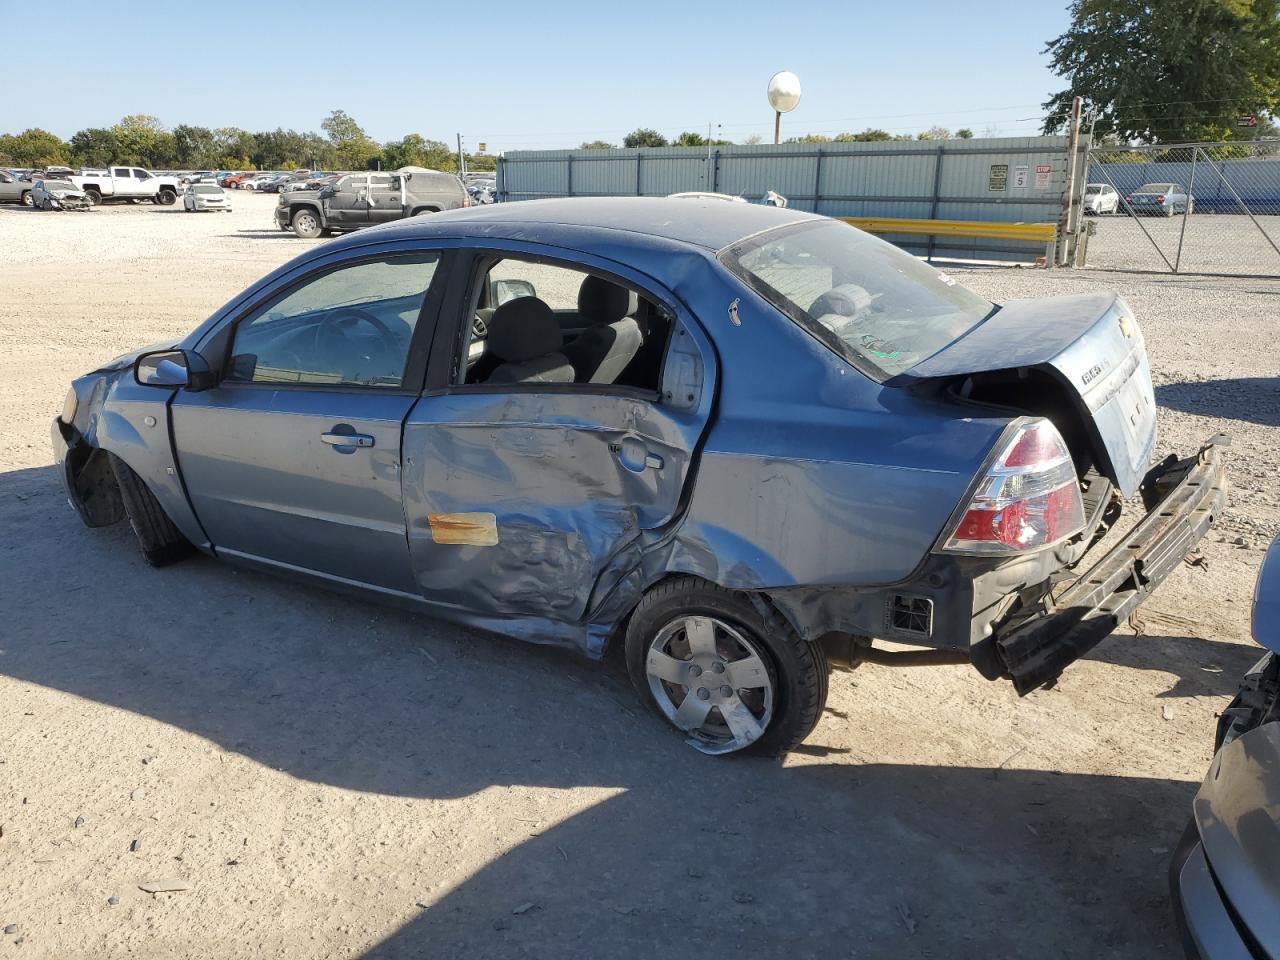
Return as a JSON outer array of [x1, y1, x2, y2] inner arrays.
[[66, 444, 125, 527], [292, 204, 321, 220], [411, 206, 440, 216]]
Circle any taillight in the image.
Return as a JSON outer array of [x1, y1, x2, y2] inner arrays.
[[462, 195, 471, 207], [1156, 194, 1166, 203], [940, 419, 1085, 555], [1125, 196, 1132, 203]]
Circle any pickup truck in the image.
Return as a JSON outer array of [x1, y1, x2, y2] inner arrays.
[[72, 166, 181, 206], [274, 166, 468, 238]]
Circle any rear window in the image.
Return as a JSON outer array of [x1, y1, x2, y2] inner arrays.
[[193, 185, 222, 195], [1137, 183, 1175, 193], [720, 219, 994, 379]]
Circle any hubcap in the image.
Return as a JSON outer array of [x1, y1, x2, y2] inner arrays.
[[645, 615, 773, 755]]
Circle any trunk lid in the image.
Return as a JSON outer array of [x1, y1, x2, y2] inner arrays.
[[901, 292, 1157, 496]]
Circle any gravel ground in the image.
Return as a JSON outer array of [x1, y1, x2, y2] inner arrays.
[[1083, 211, 1280, 276], [0, 193, 1277, 959]]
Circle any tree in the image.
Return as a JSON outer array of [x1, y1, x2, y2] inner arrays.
[[70, 127, 120, 167], [321, 109, 380, 170], [110, 114, 169, 166], [917, 126, 953, 141], [381, 133, 457, 172], [0, 128, 71, 166], [173, 125, 218, 168], [623, 128, 668, 148], [674, 131, 707, 146], [786, 133, 832, 144], [578, 140, 616, 149], [956, 128, 974, 139], [1042, 0, 1280, 143], [834, 128, 893, 142], [742, 133, 763, 145]]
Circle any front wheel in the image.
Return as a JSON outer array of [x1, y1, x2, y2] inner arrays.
[[108, 454, 193, 567], [625, 578, 827, 756], [84, 188, 101, 206], [155, 189, 177, 206], [292, 208, 322, 238]]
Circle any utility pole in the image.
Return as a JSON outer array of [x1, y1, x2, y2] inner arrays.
[[457, 133, 466, 177], [1061, 95, 1083, 267]]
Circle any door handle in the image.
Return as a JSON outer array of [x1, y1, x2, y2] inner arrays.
[[321, 431, 374, 448]]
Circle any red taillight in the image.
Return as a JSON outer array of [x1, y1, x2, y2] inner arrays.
[[1156, 194, 1166, 203], [940, 419, 1086, 555], [1126, 196, 1133, 203], [462, 196, 471, 207]]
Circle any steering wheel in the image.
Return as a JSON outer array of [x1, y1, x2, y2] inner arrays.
[[311, 306, 404, 380]]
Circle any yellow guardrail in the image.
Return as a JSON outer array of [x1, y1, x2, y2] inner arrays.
[[839, 217, 1057, 243]]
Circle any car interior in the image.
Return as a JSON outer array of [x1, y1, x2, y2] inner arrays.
[[461, 258, 670, 392]]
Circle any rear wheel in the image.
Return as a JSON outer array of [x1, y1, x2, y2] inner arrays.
[[108, 454, 194, 567], [625, 578, 827, 756], [20, 190, 32, 207], [292, 208, 322, 238]]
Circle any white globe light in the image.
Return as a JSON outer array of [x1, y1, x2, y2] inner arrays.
[[767, 71, 802, 113]]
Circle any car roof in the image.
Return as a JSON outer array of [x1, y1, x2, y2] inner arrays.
[[390, 197, 822, 251]]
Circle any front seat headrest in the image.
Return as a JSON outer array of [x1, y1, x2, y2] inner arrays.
[[577, 275, 638, 324], [487, 296, 562, 363]]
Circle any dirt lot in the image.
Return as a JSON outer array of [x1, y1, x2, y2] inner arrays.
[[0, 193, 1277, 959]]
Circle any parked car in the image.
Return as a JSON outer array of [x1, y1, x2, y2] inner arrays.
[[220, 173, 248, 189], [274, 167, 468, 238], [467, 178, 496, 204], [239, 174, 276, 191], [260, 174, 293, 193], [1171, 536, 1279, 959], [1083, 183, 1120, 215], [1125, 182, 1194, 216], [51, 198, 1225, 756], [32, 178, 92, 211], [0, 169, 35, 206], [71, 166, 181, 206], [184, 183, 232, 212]]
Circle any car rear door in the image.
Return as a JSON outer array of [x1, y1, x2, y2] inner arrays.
[[173, 248, 450, 595], [366, 173, 402, 225], [401, 243, 716, 623]]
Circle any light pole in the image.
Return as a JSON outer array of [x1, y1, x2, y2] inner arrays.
[[767, 71, 802, 144]]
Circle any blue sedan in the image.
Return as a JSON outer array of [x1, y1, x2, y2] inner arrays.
[[51, 198, 1226, 755]]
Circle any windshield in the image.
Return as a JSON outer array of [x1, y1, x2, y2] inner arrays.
[[43, 180, 76, 190], [1085, 185, 1102, 195], [721, 219, 994, 378], [193, 185, 222, 195], [1137, 183, 1175, 193]]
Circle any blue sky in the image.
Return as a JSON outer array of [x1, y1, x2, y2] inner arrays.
[[3, 0, 1072, 150]]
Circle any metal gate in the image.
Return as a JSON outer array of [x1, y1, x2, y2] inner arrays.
[[1084, 142, 1280, 276]]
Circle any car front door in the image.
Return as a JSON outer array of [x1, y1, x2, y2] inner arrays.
[[110, 167, 136, 196], [172, 249, 449, 596], [401, 245, 715, 624], [325, 175, 366, 225], [0, 172, 19, 201]]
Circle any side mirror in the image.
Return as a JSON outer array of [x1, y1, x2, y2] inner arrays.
[[492, 279, 536, 306], [134, 349, 217, 391]]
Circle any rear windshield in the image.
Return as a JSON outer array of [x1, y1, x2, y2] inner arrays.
[[720, 219, 994, 379], [1137, 183, 1175, 193], [193, 185, 222, 195]]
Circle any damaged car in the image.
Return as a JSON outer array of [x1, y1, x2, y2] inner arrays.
[[1171, 536, 1279, 959], [32, 178, 92, 211], [52, 198, 1227, 756]]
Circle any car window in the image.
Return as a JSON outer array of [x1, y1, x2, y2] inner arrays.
[[1137, 183, 1175, 193], [227, 254, 439, 389], [722, 219, 994, 379], [134, 169, 151, 179], [112, 168, 130, 177]]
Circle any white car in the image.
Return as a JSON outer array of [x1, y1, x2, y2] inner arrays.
[[1083, 183, 1120, 215], [183, 183, 232, 212], [32, 179, 92, 211], [238, 175, 274, 191]]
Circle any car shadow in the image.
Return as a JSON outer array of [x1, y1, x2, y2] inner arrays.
[[0, 463, 1196, 958], [227, 230, 308, 240], [1085, 632, 1264, 698], [1154, 377, 1280, 427]]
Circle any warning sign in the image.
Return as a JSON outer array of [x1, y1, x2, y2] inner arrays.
[[1035, 164, 1052, 190], [988, 164, 1008, 192]]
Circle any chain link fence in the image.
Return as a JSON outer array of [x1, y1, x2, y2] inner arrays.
[[1082, 141, 1280, 276]]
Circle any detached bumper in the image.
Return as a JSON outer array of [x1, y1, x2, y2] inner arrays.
[[996, 436, 1228, 695]]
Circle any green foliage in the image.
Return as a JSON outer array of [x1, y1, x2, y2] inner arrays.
[[623, 128, 668, 148], [673, 131, 706, 146], [787, 133, 832, 143], [1042, 0, 1280, 143], [381, 133, 458, 172], [0, 128, 71, 166], [321, 109, 380, 170], [956, 128, 974, 139], [110, 114, 174, 166], [69, 127, 120, 167], [917, 126, 953, 141], [833, 129, 894, 142], [578, 140, 617, 149]]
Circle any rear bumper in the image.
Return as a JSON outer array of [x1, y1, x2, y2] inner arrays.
[[995, 436, 1228, 694]]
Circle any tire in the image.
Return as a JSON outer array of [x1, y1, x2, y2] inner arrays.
[[84, 188, 101, 206], [107, 454, 194, 567], [291, 208, 322, 238], [156, 188, 177, 206], [19, 190, 32, 207], [411, 207, 439, 217], [624, 577, 827, 756]]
